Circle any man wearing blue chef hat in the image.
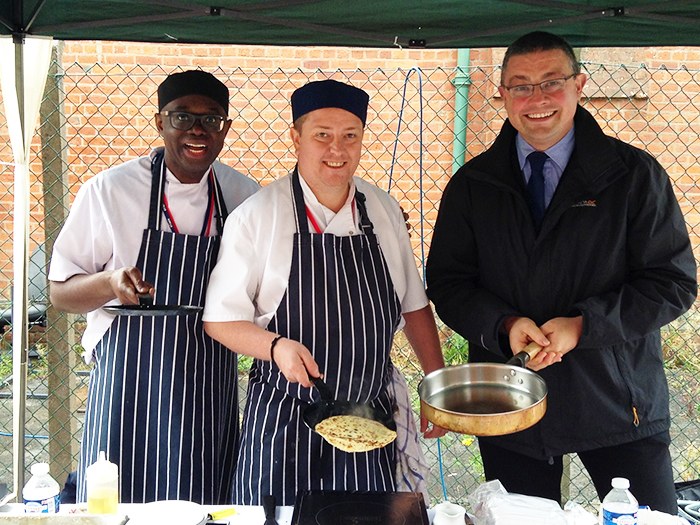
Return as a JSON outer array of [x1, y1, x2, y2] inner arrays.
[[204, 79, 446, 505]]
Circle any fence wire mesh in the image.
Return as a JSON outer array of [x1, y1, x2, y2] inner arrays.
[[0, 51, 699, 511]]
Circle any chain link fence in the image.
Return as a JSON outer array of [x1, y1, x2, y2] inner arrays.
[[0, 45, 698, 511]]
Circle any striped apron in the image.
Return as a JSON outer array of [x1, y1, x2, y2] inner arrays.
[[77, 151, 239, 504], [235, 170, 402, 506]]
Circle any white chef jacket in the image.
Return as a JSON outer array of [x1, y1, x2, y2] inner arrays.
[[203, 172, 429, 330], [48, 148, 259, 357]]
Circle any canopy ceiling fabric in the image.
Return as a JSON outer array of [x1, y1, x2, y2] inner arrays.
[[1, 0, 699, 48]]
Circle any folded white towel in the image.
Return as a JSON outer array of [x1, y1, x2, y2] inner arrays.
[[391, 366, 431, 503]]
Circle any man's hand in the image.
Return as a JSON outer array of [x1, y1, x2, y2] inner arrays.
[[539, 316, 582, 357], [270, 337, 321, 389], [504, 316, 549, 351], [420, 408, 448, 439], [504, 316, 561, 371], [400, 205, 412, 237], [50, 266, 154, 314], [108, 266, 154, 305]]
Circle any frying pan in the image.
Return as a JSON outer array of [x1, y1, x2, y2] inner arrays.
[[302, 377, 397, 434], [418, 342, 547, 436], [102, 293, 202, 316]]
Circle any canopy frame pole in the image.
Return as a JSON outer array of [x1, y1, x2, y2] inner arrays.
[[11, 31, 29, 499]]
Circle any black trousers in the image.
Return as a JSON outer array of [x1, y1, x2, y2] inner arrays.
[[478, 431, 677, 515]]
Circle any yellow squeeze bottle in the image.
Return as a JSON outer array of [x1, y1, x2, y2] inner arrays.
[[86, 451, 119, 514]]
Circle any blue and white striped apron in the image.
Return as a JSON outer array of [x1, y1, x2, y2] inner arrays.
[[77, 151, 239, 504], [234, 170, 402, 506]]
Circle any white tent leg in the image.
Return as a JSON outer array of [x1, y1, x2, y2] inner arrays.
[[0, 34, 53, 499]]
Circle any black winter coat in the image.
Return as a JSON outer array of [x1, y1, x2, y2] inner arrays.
[[426, 106, 697, 459]]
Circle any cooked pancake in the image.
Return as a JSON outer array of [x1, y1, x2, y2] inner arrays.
[[315, 414, 397, 453]]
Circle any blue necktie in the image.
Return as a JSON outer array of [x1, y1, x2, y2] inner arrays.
[[527, 151, 548, 228]]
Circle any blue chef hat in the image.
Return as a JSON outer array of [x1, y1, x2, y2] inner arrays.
[[291, 79, 369, 126], [157, 70, 229, 115]]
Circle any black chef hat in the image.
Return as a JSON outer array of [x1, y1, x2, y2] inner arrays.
[[291, 79, 369, 126], [157, 70, 229, 115]]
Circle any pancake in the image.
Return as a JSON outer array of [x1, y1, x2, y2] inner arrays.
[[315, 414, 397, 453]]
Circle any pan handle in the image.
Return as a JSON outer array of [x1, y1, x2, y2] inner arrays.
[[310, 376, 335, 402], [137, 293, 153, 306], [506, 342, 543, 367]]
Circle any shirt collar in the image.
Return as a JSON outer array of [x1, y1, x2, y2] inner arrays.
[[297, 171, 356, 227], [516, 126, 575, 173], [151, 147, 212, 188]]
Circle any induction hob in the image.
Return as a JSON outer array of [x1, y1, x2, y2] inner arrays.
[[291, 490, 429, 525]]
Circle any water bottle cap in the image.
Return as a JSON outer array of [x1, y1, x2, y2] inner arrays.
[[611, 477, 630, 489], [30, 463, 50, 475]]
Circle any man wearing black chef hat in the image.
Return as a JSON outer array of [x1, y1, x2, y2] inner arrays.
[[204, 79, 446, 505], [49, 70, 259, 504]]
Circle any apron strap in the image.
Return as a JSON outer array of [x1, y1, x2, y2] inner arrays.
[[211, 169, 228, 235], [148, 149, 167, 231], [291, 167, 310, 234], [354, 190, 376, 236], [150, 149, 226, 236], [292, 167, 377, 237]]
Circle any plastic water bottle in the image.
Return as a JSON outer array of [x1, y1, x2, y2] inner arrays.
[[600, 477, 638, 525], [86, 451, 119, 514], [23, 462, 60, 513]]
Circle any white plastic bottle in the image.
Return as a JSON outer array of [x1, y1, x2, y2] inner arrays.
[[600, 477, 638, 525], [86, 451, 119, 514], [23, 462, 60, 514]]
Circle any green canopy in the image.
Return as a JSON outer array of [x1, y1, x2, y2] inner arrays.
[[2, 0, 699, 48]]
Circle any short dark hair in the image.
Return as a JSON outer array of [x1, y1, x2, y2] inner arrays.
[[501, 31, 580, 84]]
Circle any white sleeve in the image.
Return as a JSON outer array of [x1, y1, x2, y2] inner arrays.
[[203, 212, 260, 323], [48, 180, 115, 282], [393, 203, 430, 314], [358, 180, 429, 316]]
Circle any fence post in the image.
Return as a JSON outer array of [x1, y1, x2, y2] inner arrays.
[[561, 453, 571, 503], [40, 42, 77, 485]]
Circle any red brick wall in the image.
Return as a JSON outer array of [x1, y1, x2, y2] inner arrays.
[[1, 42, 699, 294]]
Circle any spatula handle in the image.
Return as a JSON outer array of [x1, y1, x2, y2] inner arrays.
[[263, 494, 276, 522], [310, 376, 334, 401]]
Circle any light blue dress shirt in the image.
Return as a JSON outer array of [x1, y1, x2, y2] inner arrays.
[[517, 126, 575, 208]]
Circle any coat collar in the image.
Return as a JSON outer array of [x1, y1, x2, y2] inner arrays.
[[464, 105, 628, 194]]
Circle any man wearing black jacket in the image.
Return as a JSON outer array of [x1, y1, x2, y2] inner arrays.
[[426, 31, 696, 514]]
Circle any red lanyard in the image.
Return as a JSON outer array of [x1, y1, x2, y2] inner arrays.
[[162, 168, 215, 236], [305, 198, 356, 234]]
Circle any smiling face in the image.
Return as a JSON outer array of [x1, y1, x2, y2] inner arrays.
[[155, 94, 231, 183], [290, 107, 364, 210], [498, 49, 586, 151]]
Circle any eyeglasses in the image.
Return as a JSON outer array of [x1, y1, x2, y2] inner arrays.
[[502, 74, 578, 99], [161, 111, 227, 132]]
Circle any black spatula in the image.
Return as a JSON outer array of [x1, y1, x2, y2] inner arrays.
[[263, 494, 278, 525]]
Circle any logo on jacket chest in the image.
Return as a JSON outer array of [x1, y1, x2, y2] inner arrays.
[[571, 199, 597, 208]]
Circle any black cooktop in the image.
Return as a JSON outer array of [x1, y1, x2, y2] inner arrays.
[[291, 490, 429, 525]]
